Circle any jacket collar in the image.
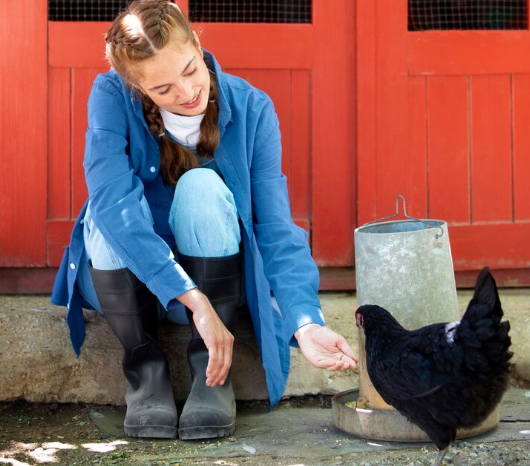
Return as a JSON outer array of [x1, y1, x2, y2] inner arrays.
[[126, 49, 232, 136]]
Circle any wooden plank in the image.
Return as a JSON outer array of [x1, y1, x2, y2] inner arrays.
[[2, 266, 530, 294], [49, 22, 108, 68], [320, 266, 530, 291], [512, 74, 530, 221], [200, 24, 312, 70], [290, 70, 311, 232], [450, 222, 530, 269], [319, 267, 355, 291], [372, 0, 410, 220], [71, 68, 106, 217], [0, 268, 59, 294], [455, 268, 530, 288], [470, 76, 512, 223], [47, 220, 75, 267], [227, 69, 292, 187], [311, 0, 356, 266], [0, 0, 47, 266], [427, 77, 470, 223], [356, 0, 378, 225], [48, 68, 72, 220], [49, 22, 313, 69], [227, 69, 312, 237], [407, 77, 428, 218], [409, 32, 530, 76], [47, 220, 75, 244]]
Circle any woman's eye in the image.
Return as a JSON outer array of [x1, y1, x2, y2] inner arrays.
[[158, 87, 170, 95], [186, 68, 197, 77]]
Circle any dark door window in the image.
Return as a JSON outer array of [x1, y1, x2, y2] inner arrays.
[[48, 0, 312, 23], [409, 0, 528, 31]]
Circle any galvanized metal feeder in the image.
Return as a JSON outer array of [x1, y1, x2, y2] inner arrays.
[[332, 195, 500, 441]]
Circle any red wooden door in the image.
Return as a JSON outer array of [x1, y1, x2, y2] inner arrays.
[[357, 0, 530, 283], [46, 0, 357, 273], [0, 0, 47, 268]]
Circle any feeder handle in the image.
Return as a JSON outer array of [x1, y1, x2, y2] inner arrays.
[[364, 195, 444, 239]]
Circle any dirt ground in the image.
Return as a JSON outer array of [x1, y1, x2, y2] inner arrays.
[[1, 395, 529, 466]]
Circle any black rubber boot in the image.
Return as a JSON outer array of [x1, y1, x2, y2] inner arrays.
[[89, 266, 178, 439], [177, 253, 241, 440]]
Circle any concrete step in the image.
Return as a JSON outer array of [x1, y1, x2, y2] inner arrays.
[[0, 293, 358, 404], [0, 291, 528, 405]]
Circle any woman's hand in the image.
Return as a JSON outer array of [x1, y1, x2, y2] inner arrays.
[[177, 289, 234, 387], [294, 324, 358, 371]]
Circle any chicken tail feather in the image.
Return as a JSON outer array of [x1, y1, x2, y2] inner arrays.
[[459, 267, 512, 377], [469, 266, 500, 312]]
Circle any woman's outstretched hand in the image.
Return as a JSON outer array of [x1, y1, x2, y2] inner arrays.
[[177, 289, 234, 387], [295, 324, 358, 371]]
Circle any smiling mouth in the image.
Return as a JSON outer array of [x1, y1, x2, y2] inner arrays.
[[183, 90, 201, 105]]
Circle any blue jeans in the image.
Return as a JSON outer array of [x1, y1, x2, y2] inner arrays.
[[78, 168, 241, 324]]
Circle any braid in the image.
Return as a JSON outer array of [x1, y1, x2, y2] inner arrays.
[[159, 1, 170, 22], [142, 95, 199, 185], [142, 94, 164, 135], [105, 0, 194, 81], [197, 73, 220, 158]]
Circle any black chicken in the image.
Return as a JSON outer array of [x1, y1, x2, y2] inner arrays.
[[355, 267, 512, 466]]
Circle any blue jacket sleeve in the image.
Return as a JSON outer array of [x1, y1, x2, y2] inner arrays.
[[83, 77, 195, 307], [250, 98, 325, 345]]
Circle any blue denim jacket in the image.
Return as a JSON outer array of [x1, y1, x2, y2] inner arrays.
[[51, 50, 325, 407]]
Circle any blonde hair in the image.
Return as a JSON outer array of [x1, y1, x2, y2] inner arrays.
[[106, 0, 219, 184]]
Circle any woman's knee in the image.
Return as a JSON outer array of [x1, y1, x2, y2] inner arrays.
[[175, 168, 232, 205], [172, 168, 237, 222], [170, 168, 240, 256]]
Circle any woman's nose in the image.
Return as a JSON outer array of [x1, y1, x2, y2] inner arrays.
[[176, 81, 194, 102]]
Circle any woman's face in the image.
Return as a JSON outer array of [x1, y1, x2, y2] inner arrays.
[[137, 37, 210, 116]]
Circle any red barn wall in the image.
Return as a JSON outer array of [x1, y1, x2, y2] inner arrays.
[[1, 0, 529, 292]]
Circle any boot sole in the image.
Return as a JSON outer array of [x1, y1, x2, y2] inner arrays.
[[124, 424, 177, 439], [178, 422, 235, 440]]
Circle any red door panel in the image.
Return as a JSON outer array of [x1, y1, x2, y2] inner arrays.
[[513, 74, 530, 221], [48, 67, 72, 220], [470, 75, 513, 223], [357, 0, 530, 273], [427, 76, 470, 223], [0, 0, 48, 267]]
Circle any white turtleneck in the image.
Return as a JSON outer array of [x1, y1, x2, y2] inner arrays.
[[160, 108, 204, 146]]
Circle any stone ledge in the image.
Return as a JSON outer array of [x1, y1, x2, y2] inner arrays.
[[1, 290, 528, 406], [0, 294, 358, 405]]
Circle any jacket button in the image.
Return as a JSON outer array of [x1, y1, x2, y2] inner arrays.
[[150, 166, 156, 173], [70, 263, 76, 270]]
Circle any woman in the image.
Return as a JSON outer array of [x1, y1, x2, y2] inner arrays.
[[52, 0, 357, 441]]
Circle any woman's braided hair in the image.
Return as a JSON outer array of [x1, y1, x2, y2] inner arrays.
[[105, 0, 219, 184]]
